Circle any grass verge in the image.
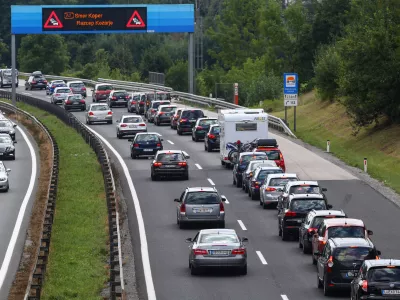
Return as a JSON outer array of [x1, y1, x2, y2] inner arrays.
[[1, 100, 109, 299], [271, 92, 400, 194]]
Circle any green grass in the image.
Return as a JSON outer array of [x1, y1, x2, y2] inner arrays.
[[1, 100, 109, 299], [270, 92, 400, 194]]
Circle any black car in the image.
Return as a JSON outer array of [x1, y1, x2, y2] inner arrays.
[[64, 94, 86, 111], [204, 125, 220, 152], [192, 118, 218, 142], [151, 150, 190, 181], [25, 74, 48, 90], [129, 132, 163, 159], [316, 238, 381, 296], [350, 259, 400, 300], [0, 133, 16, 160], [108, 90, 130, 108], [176, 109, 205, 135], [232, 152, 268, 188], [278, 193, 332, 241]]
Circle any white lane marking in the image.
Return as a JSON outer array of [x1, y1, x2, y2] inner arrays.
[[167, 140, 174, 145], [281, 296, 289, 300], [0, 126, 37, 288], [195, 163, 202, 170], [84, 125, 156, 300], [256, 251, 268, 265], [237, 220, 247, 230], [207, 178, 215, 185], [22, 92, 31, 95]]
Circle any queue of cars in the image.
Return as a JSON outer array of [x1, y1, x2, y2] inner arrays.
[[0, 112, 16, 192]]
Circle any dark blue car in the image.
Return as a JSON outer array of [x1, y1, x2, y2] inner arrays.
[[46, 80, 67, 95], [204, 124, 220, 152], [129, 132, 163, 159]]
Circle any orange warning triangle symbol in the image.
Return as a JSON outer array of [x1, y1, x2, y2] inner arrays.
[[44, 11, 63, 29], [126, 10, 146, 28]]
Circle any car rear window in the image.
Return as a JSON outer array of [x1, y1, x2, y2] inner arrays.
[[200, 233, 239, 244], [241, 154, 267, 162], [260, 150, 281, 160], [123, 117, 142, 123], [56, 89, 70, 93], [160, 106, 176, 112], [199, 119, 218, 126], [290, 185, 321, 194], [157, 153, 183, 161], [185, 192, 220, 204], [156, 93, 171, 100], [136, 134, 159, 142], [181, 110, 204, 119], [328, 226, 365, 238], [211, 126, 221, 134], [269, 177, 298, 186], [97, 85, 113, 91], [114, 92, 127, 97], [70, 83, 84, 88], [290, 199, 326, 212], [33, 75, 44, 79], [52, 81, 64, 85], [311, 216, 345, 228], [68, 95, 83, 100], [334, 247, 376, 262], [257, 169, 283, 180], [91, 105, 108, 111], [369, 267, 400, 282], [132, 95, 140, 100]]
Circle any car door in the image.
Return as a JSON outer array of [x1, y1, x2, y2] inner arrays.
[[177, 190, 186, 221], [299, 214, 310, 242], [317, 243, 331, 279], [188, 232, 199, 260]]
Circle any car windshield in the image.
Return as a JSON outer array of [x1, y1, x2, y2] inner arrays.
[[328, 226, 365, 238], [269, 177, 298, 186], [290, 185, 321, 194], [97, 85, 113, 91], [199, 119, 218, 126], [290, 199, 326, 212], [52, 81, 64, 85], [181, 110, 204, 119], [200, 233, 239, 244], [156, 93, 171, 100], [257, 169, 283, 180], [334, 247, 375, 262], [70, 83, 84, 88], [211, 126, 221, 134], [0, 121, 12, 127], [157, 153, 183, 161], [56, 89, 70, 93], [241, 155, 267, 163], [160, 106, 176, 112], [136, 134, 159, 142], [123, 117, 142, 123], [185, 192, 220, 204], [114, 92, 127, 97], [33, 75, 44, 79], [258, 150, 281, 160], [369, 267, 400, 282], [132, 95, 140, 100], [68, 95, 82, 100], [91, 105, 108, 111], [311, 216, 345, 228], [0, 136, 11, 143]]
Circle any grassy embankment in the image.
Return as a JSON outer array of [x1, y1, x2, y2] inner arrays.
[[1, 100, 109, 299], [267, 92, 400, 194]]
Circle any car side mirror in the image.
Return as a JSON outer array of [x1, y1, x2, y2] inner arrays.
[[13, 141, 17, 144], [185, 155, 190, 159], [221, 196, 227, 202], [241, 237, 249, 243], [327, 204, 333, 209], [13, 124, 17, 128], [185, 238, 193, 243], [322, 188, 327, 192], [367, 230, 373, 236], [161, 138, 164, 141], [174, 198, 180, 202], [6, 168, 11, 173], [376, 250, 381, 256]]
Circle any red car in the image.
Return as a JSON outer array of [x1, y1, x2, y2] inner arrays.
[[253, 139, 286, 172], [93, 83, 113, 102]]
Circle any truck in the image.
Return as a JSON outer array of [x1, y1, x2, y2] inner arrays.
[[218, 109, 269, 167], [0, 68, 19, 88]]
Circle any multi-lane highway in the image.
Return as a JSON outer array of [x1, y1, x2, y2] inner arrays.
[[19, 84, 400, 300], [0, 98, 38, 300]]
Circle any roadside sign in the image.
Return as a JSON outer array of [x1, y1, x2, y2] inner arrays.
[[283, 73, 298, 107], [284, 94, 297, 106]]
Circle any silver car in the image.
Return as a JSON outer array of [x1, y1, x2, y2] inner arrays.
[[186, 229, 248, 275], [0, 161, 11, 192], [0, 134, 16, 160], [67, 80, 87, 97], [86, 103, 113, 125], [259, 173, 298, 208], [174, 187, 227, 229], [0, 120, 16, 141], [242, 160, 277, 192], [51, 87, 72, 104]]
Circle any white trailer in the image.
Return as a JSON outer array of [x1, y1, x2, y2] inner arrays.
[[219, 111, 269, 166], [0, 68, 19, 88]]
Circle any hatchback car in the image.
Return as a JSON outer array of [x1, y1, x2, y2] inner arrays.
[[108, 90, 130, 108], [51, 87, 72, 104], [185, 229, 248, 275], [232, 152, 268, 188], [175, 187, 227, 229], [192, 118, 218, 142], [259, 173, 298, 208], [25, 74, 47, 90], [129, 132, 163, 158], [248, 166, 284, 200], [253, 139, 286, 172], [154, 105, 177, 126], [64, 94, 86, 111], [0, 133, 16, 160], [204, 124, 220, 152], [0, 161, 11, 192], [316, 238, 381, 296], [0, 120, 17, 140], [177, 109, 205, 135], [151, 150, 190, 181], [86, 103, 113, 125], [116, 115, 147, 138], [241, 160, 277, 192], [350, 259, 400, 300], [170, 108, 183, 129], [127, 92, 141, 113], [67, 81, 87, 97], [146, 100, 171, 122], [92, 83, 114, 102], [46, 80, 66, 95]]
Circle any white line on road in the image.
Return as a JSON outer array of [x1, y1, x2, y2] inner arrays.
[[22, 92, 31, 95], [167, 140, 174, 144], [0, 126, 37, 289], [84, 125, 156, 300], [207, 178, 215, 185], [195, 163, 202, 170], [281, 295, 289, 300], [256, 251, 268, 265], [237, 220, 247, 230]]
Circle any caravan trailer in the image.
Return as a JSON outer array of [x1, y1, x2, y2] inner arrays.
[[0, 68, 19, 88]]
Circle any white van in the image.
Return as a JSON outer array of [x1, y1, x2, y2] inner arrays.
[[0, 68, 19, 88], [219, 111, 269, 166]]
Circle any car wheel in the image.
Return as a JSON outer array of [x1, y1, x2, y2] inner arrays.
[[251, 191, 258, 200], [298, 236, 303, 248], [81, 107, 85, 111], [323, 277, 332, 296], [207, 143, 212, 152], [303, 241, 311, 254], [263, 202, 268, 209], [317, 274, 323, 289], [191, 134, 195, 141], [11, 155, 15, 161], [204, 143, 207, 151], [281, 228, 288, 241], [151, 173, 157, 181], [236, 178, 241, 188], [108, 120, 113, 124], [87, 120, 91, 125], [278, 225, 282, 236], [312, 248, 317, 265], [190, 265, 199, 275], [245, 184, 249, 193], [218, 221, 225, 228], [177, 129, 182, 135], [194, 135, 199, 142], [240, 265, 247, 275], [184, 172, 189, 180], [221, 160, 225, 166], [117, 131, 121, 139], [233, 176, 236, 186], [25, 86, 28, 90], [5, 184, 9, 192], [179, 221, 186, 230]]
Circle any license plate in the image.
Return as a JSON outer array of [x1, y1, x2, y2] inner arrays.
[[383, 290, 400, 295], [164, 165, 176, 168], [190, 120, 196, 122], [143, 149, 153, 152], [193, 208, 212, 213], [209, 250, 229, 255], [73, 102, 79, 104], [129, 125, 137, 128], [346, 271, 358, 277]]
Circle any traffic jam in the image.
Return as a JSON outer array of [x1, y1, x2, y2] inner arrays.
[[0, 110, 17, 192]]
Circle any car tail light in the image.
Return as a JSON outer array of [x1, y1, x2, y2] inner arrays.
[[180, 118, 188, 123], [112, 96, 117, 100], [125, 95, 130, 99], [361, 280, 368, 292], [82, 87, 86, 91], [32, 81, 36, 84], [131, 101, 136, 104], [140, 101, 144, 105], [232, 248, 246, 255], [95, 91, 100, 94], [52, 85, 55, 88], [285, 211, 297, 217], [158, 112, 164, 115], [65, 100, 70, 104], [153, 162, 162, 167], [139, 124, 146, 127], [88, 112, 94, 116], [327, 256, 334, 271], [156, 143, 161, 147], [120, 124, 127, 127], [151, 109, 155, 113], [108, 111, 112, 115], [219, 202, 224, 212], [133, 143, 139, 148], [180, 203, 186, 213], [79, 100, 85, 103], [308, 227, 317, 233], [196, 126, 203, 130], [178, 162, 187, 166], [55, 93, 60, 96], [193, 249, 207, 255], [208, 133, 215, 139], [266, 187, 276, 191], [174, 115, 179, 119]]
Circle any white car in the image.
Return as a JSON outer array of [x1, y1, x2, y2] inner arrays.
[[0, 161, 11, 192], [51, 87, 72, 105], [116, 115, 147, 138]]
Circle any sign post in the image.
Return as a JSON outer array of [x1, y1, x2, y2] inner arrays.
[[283, 73, 298, 131], [234, 83, 238, 105]]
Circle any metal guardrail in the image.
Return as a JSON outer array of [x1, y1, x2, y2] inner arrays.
[[0, 91, 124, 299], [19, 72, 297, 138]]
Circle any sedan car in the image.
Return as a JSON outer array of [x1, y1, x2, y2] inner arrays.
[[151, 150, 190, 181], [107, 90, 130, 108], [185, 229, 248, 275], [116, 115, 147, 138], [0, 120, 17, 141], [0, 133, 16, 160], [0, 161, 11, 192], [204, 124, 220, 152], [248, 166, 284, 200], [64, 94, 86, 111], [51, 87, 72, 104], [192, 118, 218, 142], [67, 81, 87, 97], [129, 132, 163, 158], [86, 103, 113, 125], [177, 109, 205, 135], [154, 105, 177, 126], [46, 80, 66, 95], [259, 173, 298, 208], [25, 74, 47, 90]]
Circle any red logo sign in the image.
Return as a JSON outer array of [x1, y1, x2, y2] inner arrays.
[[44, 11, 63, 29], [126, 10, 146, 28]]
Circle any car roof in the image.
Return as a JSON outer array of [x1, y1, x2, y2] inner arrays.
[[186, 187, 217, 192], [182, 109, 202, 112], [309, 209, 346, 217], [248, 160, 270, 165], [267, 173, 297, 179], [365, 259, 400, 268], [111, 90, 127, 93], [135, 132, 160, 136], [157, 150, 183, 154], [209, 124, 220, 127], [239, 152, 267, 158], [323, 218, 365, 227], [89, 103, 109, 107], [96, 83, 112, 87], [287, 180, 319, 187], [68, 80, 84, 84], [330, 237, 373, 248], [122, 114, 142, 118], [255, 166, 282, 171], [199, 229, 236, 235], [289, 194, 325, 199]]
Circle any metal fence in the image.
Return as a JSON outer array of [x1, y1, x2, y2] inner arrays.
[[0, 91, 124, 299]]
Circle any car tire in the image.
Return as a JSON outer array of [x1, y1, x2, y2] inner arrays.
[[177, 129, 182, 135], [251, 191, 258, 200], [221, 160, 225, 166], [184, 172, 189, 180], [263, 202, 268, 209], [323, 277, 332, 296], [117, 131, 122, 139], [191, 134, 195, 141], [298, 237, 303, 248], [317, 274, 323, 289], [303, 241, 311, 254], [278, 225, 282, 236], [108, 120, 113, 124], [190, 265, 199, 275], [11, 155, 15, 161], [179, 221, 186, 230], [312, 249, 317, 265], [204, 143, 207, 151], [236, 178, 241, 188], [5, 184, 9, 192], [151, 173, 157, 181], [81, 107, 85, 111], [281, 228, 288, 241], [25, 86, 28, 90], [240, 265, 247, 275], [207, 143, 212, 152], [194, 135, 199, 142], [219, 221, 225, 228]]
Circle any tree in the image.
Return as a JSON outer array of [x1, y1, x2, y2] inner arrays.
[[166, 60, 188, 92], [139, 47, 172, 80]]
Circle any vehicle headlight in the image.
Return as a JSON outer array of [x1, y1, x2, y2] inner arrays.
[[0, 177, 6, 181], [6, 146, 14, 151]]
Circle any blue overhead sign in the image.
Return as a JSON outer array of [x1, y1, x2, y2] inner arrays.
[[11, 4, 194, 34], [283, 73, 298, 94]]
